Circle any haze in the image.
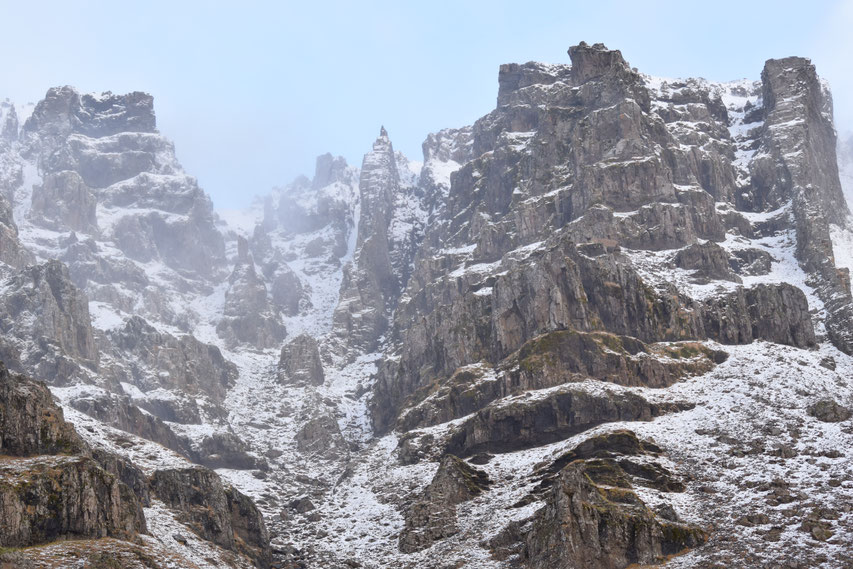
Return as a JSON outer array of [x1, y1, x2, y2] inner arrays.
[[1, 0, 850, 209]]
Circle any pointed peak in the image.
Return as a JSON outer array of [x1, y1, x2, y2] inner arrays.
[[371, 125, 394, 152]]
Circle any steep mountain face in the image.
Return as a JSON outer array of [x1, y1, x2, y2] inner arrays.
[[1, 42, 853, 569], [0, 362, 268, 569]]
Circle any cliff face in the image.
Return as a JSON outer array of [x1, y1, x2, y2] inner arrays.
[[0, 363, 145, 548], [337, 43, 852, 568], [1, 41, 852, 569]]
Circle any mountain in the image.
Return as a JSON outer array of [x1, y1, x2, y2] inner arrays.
[[1, 42, 852, 569]]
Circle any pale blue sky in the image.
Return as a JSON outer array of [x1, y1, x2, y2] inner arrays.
[[2, 1, 851, 208]]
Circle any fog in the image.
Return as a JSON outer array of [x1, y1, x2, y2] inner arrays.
[[0, 0, 850, 209]]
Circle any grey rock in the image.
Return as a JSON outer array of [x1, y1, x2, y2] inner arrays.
[[749, 57, 853, 353], [0, 260, 98, 384], [0, 193, 34, 269], [278, 334, 324, 386], [398, 332, 723, 432], [0, 364, 146, 549], [399, 454, 491, 553], [1, 104, 18, 142], [30, 170, 98, 233], [108, 315, 238, 405], [295, 410, 347, 461], [217, 243, 286, 349], [442, 385, 679, 458], [332, 128, 405, 353], [195, 431, 267, 471], [674, 241, 741, 283], [23, 87, 156, 141], [90, 447, 151, 507], [66, 389, 190, 458], [729, 247, 775, 276], [150, 466, 271, 568], [521, 456, 705, 568], [0, 455, 146, 547], [807, 398, 851, 423], [0, 361, 84, 456], [702, 283, 816, 347], [312, 152, 350, 191]]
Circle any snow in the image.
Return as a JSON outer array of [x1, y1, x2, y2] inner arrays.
[[629, 341, 853, 567], [58, 401, 193, 473], [424, 158, 461, 189], [88, 300, 127, 330]]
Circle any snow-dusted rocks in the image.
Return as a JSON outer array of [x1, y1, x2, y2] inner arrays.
[[0, 363, 146, 548], [107, 315, 238, 420], [521, 446, 705, 569], [399, 454, 491, 552], [0, 260, 98, 383], [2, 40, 853, 569], [217, 236, 287, 349], [0, 193, 33, 268], [332, 127, 418, 354], [277, 333, 324, 386], [0, 362, 84, 456], [751, 57, 853, 354], [150, 467, 271, 568], [250, 153, 359, 337]]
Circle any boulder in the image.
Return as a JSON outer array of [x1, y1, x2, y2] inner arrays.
[[807, 398, 851, 423]]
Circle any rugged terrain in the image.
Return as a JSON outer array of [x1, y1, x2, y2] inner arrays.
[[1, 42, 852, 568]]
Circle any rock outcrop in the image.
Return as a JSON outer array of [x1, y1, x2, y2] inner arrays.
[[294, 405, 348, 461], [399, 454, 491, 553], [2, 39, 853, 569], [150, 467, 271, 568], [0, 363, 146, 548], [521, 458, 705, 568], [0, 193, 34, 269], [66, 388, 191, 457], [0, 362, 85, 456], [217, 237, 286, 349], [0, 260, 98, 384], [332, 128, 407, 353], [108, 315, 238, 412], [278, 334, 324, 386], [442, 386, 679, 457], [397, 333, 723, 432], [750, 58, 853, 353], [0, 455, 146, 547]]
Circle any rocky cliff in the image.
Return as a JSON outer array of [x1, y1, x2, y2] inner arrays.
[[1, 41, 852, 569]]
